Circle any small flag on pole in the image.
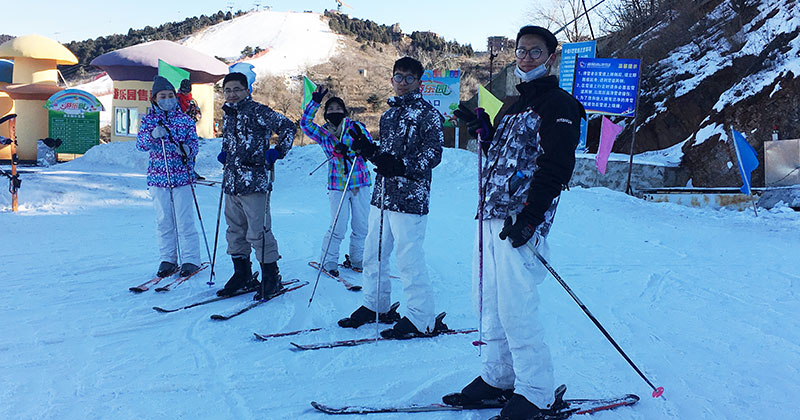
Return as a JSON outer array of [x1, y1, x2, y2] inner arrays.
[[478, 85, 504, 123], [158, 59, 190, 92], [596, 116, 624, 174], [730, 128, 759, 195], [302, 76, 317, 110]]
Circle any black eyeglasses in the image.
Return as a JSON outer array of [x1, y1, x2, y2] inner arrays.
[[223, 87, 247, 94], [515, 47, 544, 59], [392, 74, 419, 84]]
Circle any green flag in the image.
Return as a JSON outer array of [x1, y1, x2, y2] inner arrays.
[[478, 85, 504, 123], [302, 76, 317, 110], [158, 59, 190, 92]]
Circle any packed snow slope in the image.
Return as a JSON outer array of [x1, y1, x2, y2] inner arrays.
[[1, 141, 798, 419], [181, 10, 341, 77]]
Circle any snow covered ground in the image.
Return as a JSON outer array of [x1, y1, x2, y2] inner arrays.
[[1, 141, 799, 419]]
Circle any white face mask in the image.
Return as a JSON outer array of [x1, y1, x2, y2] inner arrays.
[[157, 97, 178, 111], [515, 62, 549, 82]]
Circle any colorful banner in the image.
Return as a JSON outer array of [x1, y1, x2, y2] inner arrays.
[[573, 58, 641, 117], [478, 85, 503, 124], [45, 89, 104, 154], [302, 76, 316, 110], [596, 116, 624, 174], [420, 69, 461, 127], [560, 41, 596, 152], [731, 128, 759, 195]]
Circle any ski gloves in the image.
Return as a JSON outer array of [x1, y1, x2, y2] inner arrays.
[[265, 148, 281, 165], [372, 153, 405, 178], [151, 125, 168, 139], [333, 142, 349, 159], [348, 125, 378, 159], [312, 86, 329, 104], [498, 209, 542, 248], [453, 105, 493, 153]]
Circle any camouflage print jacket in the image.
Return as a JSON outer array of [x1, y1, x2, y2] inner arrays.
[[481, 75, 586, 239], [372, 91, 444, 215], [221, 97, 296, 196]]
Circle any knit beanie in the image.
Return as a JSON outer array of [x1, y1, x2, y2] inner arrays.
[[152, 75, 176, 97]]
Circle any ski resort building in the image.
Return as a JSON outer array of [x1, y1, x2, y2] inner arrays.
[[91, 41, 228, 142], [0, 35, 77, 163]]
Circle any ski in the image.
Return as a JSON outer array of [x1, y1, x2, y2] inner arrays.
[[130, 273, 176, 293], [308, 261, 361, 291], [253, 327, 323, 341], [311, 389, 639, 417], [210, 281, 309, 321], [154, 262, 209, 292], [153, 277, 300, 313], [290, 328, 477, 351]]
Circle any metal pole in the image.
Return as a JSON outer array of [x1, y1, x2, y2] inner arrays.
[[210, 184, 224, 285], [473, 133, 486, 352], [260, 167, 276, 300], [531, 245, 665, 399], [309, 155, 335, 176], [158, 134, 182, 266], [375, 176, 386, 340]]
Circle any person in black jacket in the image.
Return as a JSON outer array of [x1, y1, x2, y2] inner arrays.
[[339, 57, 445, 339], [445, 26, 586, 420]]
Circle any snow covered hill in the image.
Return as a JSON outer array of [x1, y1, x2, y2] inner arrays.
[[181, 10, 341, 77], [1, 143, 799, 419]]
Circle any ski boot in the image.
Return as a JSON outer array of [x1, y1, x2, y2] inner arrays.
[[157, 261, 179, 278], [338, 302, 400, 328], [254, 262, 281, 300], [179, 262, 201, 277], [442, 376, 514, 407], [217, 256, 252, 297]]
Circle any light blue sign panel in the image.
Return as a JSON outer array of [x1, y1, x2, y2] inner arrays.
[[573, 58, 641, 118], [559, 41, 596, 153]]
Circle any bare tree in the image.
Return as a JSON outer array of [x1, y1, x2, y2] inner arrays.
[[527, 0, 595, 42]]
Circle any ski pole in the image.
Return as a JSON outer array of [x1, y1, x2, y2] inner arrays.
[[375, 176, 386, 340], [160, 116, 214, 282], [530, 246, 665, 399], [210, 183, 224, 286], [158, 128, 182, 267], [260, 167, 275, 301], [308, 156, 358, 306], [309, 155, 335, 176], [473, 131, 486, 352]]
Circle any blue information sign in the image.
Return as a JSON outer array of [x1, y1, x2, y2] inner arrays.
[[559, 41, 596, 153], [573, 57, 641, 117], [559, 41, 596, 93]]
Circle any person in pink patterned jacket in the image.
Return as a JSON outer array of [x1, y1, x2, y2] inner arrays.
[[136, 75, 201, 279]]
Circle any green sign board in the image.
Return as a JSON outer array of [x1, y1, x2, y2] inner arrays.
[[45, 89, 104, 154]]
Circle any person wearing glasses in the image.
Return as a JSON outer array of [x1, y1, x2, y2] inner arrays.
[[340, 56, 445, 339], [300, 86, 374, 277], [215, 72, 297, 300], [445, 26, 586, 419]]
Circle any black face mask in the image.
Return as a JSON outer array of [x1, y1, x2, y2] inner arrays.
[[325, 112, 346, 127]]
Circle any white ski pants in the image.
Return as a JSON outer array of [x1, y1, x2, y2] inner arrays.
[[321, 186, 370, 271], [362, 207, 435, 332], [151, 185, 201, 265], [473, 218, 554, 409]]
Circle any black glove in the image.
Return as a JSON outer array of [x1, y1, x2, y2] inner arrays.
[[453, 104, 493, 141], [312, 86, 328, 104], [333, 142, 349, 159], [372, 153, 405, 178], [498, 213, 539, 248], [348, 125, 378, 159]]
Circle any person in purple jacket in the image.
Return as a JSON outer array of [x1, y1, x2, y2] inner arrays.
[[300, 86, 373, 276], [136, 76, 201, 279]]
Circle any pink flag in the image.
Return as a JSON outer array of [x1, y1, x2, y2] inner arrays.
[[596, 116, 624, 174]]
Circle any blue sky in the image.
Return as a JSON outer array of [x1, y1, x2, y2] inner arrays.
[[4, 0, 539, 51]]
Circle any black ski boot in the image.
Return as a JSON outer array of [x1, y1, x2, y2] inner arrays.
[[254, 262, 281, 300], [490, 393, 545, 420], [379, 316, 422, 339], [179, 263, 201, 277], [338, 302, 400, 328], [157, 261, 179, 278], [341, 254, 362, 272], [442, 376, 514, 407], [217, 256, 252, 297]]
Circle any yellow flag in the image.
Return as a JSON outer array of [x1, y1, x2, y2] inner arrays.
[[478, 85, 503, 123]]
